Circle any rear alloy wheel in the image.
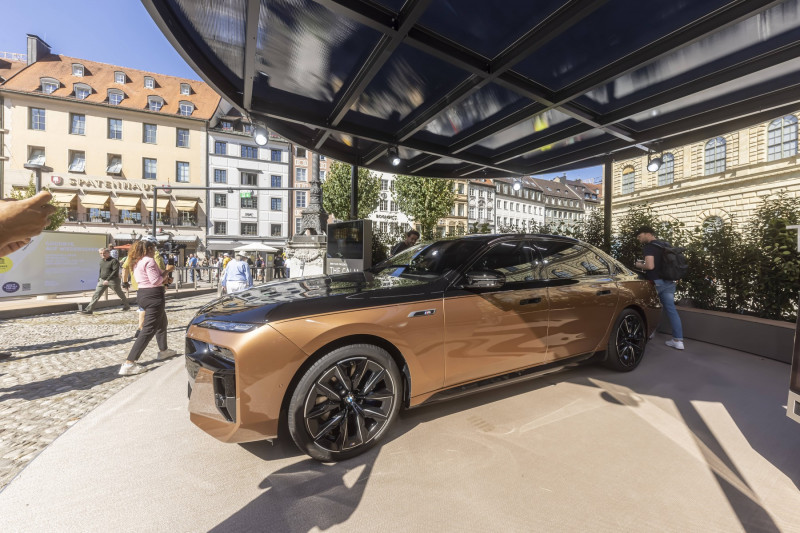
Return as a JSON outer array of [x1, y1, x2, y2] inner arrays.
[[605, 309, 646, 372], [288, 344, 402, 461]]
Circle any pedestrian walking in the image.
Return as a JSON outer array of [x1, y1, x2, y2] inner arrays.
[[273, 253, 285, 278], [118, 240, 177, 375], [255, 256, 264, 281], [635, 226, 685, 350], [80, 248, 130, 314], [391, 229, 420, 256], [221, 252, 253, 294], [187, 253, 200, 282], [121, 238, 166, 339]]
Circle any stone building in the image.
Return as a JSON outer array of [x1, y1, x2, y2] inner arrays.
[[467, 178, 495, 232], [292, 146, 329, 236], [530, 177, 585, 229], [611, 113, 800, 230], [0, 35, 220, 256], [494, 177, 545, 231]]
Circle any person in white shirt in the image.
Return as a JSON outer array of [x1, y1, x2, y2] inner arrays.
[[221, 253, 253, 294]]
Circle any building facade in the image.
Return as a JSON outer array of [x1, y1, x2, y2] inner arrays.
[[494, 177, 545, 231], [292, 146, 329, 237], [206, 105, 291, 254], [611, 113, 800, 231], [0, 36, 220, 255], [466, 179, 495, 232], [530, 177, 585, 229]]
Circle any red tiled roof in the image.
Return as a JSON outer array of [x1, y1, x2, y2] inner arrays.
[[0, 58, 27, 83], [1, 54, 220, 120]]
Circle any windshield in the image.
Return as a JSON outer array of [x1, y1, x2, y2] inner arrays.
[[371, 240, 484, 280]]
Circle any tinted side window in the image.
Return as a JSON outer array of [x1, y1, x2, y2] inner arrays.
[[538, 242, 609, 279], [470, 240, 539, 283]]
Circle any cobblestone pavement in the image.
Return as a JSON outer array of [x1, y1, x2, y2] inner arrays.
[[0, 294, 216, 490]]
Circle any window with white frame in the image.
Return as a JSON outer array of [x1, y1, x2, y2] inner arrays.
[[108, 89, 124, 105], [621, 166, 635, 194], [72, 63, 84, 77], [767, 115, 798, 161], [143, 124, 157, 144], [176, 162, 189, 182], [271, 175, 281, 187], [30, 108, 45, 130], [144, 76, 154, 89], [296, 191, 307, 208], [241, 172, 257, 186], [214, 169, 227, 183], [114, 71, 126, 84], [704, 137, 726, 175], [320, 170, 326, 180], [107, 155, 122, 175], [176, 128, 189, 148], [148, 96, 164, 112], [381, 179, 389, 191], [180, 83, 191, 95], [657, 152, 675, 185], [241, 145, 258, 159], [271, 224, 282, 237], [241, 196, 258, 209], [27, 147, 45, 165], [73, 83, 91, 100], [68, 151, 86, 172], [108, 118, 122, 140], [179, 101, 194, 116], [40, 78, 58, 94], [296, 218, 303, 234], [380, 199, 388, 211], [469, 207, 475, 219], [296, 168, 307, 182], [214, 193, 227, 207], [143, 158, 157, 179], [220, 121, 232, 131], [241, 223, 258, 236], [214, 141, 226, 155], [271, 149, 282, 162], [70, 113, 85, 135], [214, 221, 227, 234], [271, 198, 282, 210]]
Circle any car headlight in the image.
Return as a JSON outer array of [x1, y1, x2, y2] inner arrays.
[[197, 320, 258, 333]]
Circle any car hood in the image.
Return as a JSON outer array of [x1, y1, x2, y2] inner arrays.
[[192, 271, 436, 325]]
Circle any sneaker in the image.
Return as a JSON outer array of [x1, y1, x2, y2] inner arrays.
[[157, 348, 177, 360], [118, 362, 146, 376], [665, 339, 685, 350]]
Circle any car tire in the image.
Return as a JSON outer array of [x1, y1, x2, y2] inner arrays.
[[604, 308, 647, 372], [287, 344, 402, 462]]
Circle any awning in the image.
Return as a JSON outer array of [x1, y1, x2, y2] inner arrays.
[[50, 192, 76, 207], [113, 196, 142, 209], [81, 193, 110, 209], [206, 240, 241, 251], [173, 199, 198, 210], [151, 198, 171, 213], [172, 235, 199, 243]]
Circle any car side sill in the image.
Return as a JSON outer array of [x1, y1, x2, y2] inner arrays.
[[413, 352, 597, 408]]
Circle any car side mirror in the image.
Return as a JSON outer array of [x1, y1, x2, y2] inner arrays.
[[463, 270, 505, 290]]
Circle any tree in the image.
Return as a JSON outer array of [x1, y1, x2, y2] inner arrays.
[[321, 161, 380, 220], [393, 175, 455, 239], [9, 176, 67, 231]]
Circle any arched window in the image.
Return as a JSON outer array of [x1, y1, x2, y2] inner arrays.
[[657, 152, 674, 185], [621, 166, 635, 194], [703, 216, 724, 233], [704, 137, 726, 175], [767, 115, 798, 161]]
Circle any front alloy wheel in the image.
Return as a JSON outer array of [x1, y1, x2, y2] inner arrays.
[[605, 309, 646, 372], [288, 345, 402, 461]]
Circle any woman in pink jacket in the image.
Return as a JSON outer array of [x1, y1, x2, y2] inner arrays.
[[119, 240, 177, 375]]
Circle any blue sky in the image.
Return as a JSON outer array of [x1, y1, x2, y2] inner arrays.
[[0, 0, 199, 80], [0, 0, 602, 181]]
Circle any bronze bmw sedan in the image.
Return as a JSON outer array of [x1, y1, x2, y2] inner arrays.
[[185, 235, 661, 461]]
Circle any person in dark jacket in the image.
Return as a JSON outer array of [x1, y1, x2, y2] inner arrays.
[[80, 248, 129, 314], [390, 229, 420, 256]]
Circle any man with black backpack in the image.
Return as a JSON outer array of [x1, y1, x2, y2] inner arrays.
[[635, 226, 685, 350]]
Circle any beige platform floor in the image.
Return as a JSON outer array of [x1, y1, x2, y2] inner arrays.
[[1, 335, 798, 533]]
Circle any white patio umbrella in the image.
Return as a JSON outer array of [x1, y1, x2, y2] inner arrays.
[[234, 242, 279, 253]]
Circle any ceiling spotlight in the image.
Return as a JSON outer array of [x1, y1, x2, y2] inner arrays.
[[387, 146, 401, 166], [647, 156, 663, 172], [253, 125, 269, 146], [512, 180, 522, 191]]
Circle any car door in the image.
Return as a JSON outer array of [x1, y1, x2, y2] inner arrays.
[[443, 239, 550, 387], [538, 242, 618, 361]]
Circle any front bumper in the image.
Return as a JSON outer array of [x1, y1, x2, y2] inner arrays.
[[185, 322, 310, 443]]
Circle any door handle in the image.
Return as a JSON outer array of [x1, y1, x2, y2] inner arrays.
[[408, 309, 436, 318], [520, 297, 542, 305], [596, 289, 612, 296]]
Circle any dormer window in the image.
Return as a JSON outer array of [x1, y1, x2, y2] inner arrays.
[[178, 101, 194, 116], [180, 83, 191, 95], [148, 96, 164, 112], [40, 77, 58, 94], [73, 83, 91, 100], [72, 63, 84, 77], [144, 76, 155, 89], [243, 124, 253, 134], [108, 89, 124, 106], [114, 71, 126, 84], [221, 121, 232, 131]]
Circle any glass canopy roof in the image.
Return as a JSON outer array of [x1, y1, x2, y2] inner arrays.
[[144, 0, 800, 178]]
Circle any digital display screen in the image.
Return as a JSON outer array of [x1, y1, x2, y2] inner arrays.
[[328, 221, 365, 260]]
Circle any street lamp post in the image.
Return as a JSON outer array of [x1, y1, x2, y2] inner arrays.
[[23, 163, 53, 193]]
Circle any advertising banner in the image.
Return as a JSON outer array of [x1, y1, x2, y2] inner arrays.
[[0, 231, 107, 298]]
